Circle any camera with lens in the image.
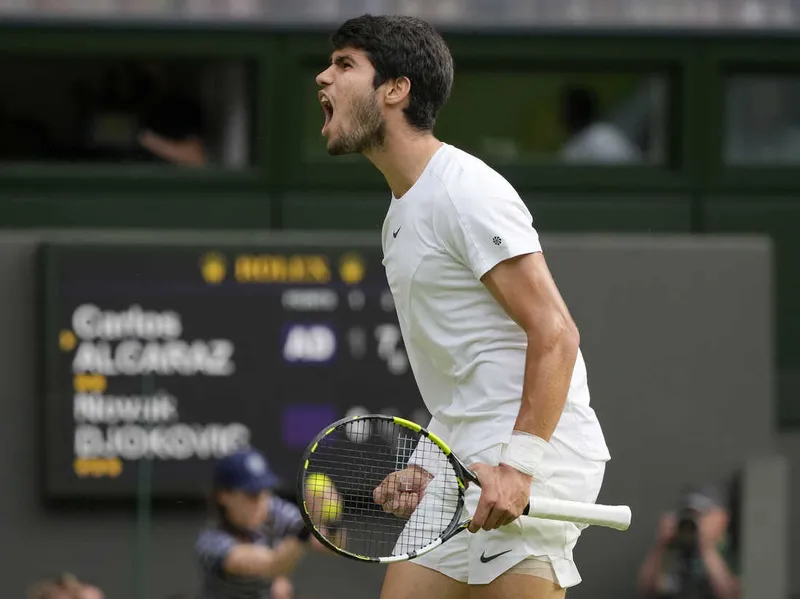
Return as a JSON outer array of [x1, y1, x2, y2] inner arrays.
[[674, 505, 700, 556], [674, 488, 719, 554]]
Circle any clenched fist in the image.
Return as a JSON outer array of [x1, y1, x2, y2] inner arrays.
[[373, 465, 433, 518]]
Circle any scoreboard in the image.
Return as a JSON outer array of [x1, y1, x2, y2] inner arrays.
[[40, 241, 428, 501]]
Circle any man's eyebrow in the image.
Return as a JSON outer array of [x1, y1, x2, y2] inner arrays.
[[331, 52, 356, 65]]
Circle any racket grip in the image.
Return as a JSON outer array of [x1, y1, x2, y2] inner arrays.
[[523, 497, 631, 531]]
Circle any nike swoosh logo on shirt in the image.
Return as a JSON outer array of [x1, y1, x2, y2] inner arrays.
[[479, 549, 512, 563], [393, 226, 402, 238]]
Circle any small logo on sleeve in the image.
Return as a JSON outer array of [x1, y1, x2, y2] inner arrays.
[[492, 236, 502, 246], [393, 226, 402, 238]]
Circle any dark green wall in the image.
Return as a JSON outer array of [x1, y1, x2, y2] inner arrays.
[[0, 23, 798, 425]]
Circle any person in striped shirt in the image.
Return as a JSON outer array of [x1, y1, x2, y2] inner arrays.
[[194, 447, 327, 599]]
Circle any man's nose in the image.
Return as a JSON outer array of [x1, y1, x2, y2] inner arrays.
[[316, 66, 333, 88]]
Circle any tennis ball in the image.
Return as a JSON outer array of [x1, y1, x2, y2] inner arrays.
[[305, 473, 342, 522]]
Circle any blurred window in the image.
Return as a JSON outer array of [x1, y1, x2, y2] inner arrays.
[[724, 75, 800, 166], [0, 56, 254, 169], [437, 69, 668, 166], [302, 67, 668, 167]]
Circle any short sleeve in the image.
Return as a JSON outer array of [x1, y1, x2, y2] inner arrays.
[[195, 528, 237, 574], [268, 497, 306, 538], [436, 190, 542, 280]]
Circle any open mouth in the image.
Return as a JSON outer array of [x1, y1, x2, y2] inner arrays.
[[320, 96, 334, 135]]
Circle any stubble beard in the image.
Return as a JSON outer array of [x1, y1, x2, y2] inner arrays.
[[327, 89, 386, 156]]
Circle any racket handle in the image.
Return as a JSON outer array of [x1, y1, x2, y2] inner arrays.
[[522, 497, 631, 531]]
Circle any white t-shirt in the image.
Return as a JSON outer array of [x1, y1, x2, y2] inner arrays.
[[382, 143, 610, 464]]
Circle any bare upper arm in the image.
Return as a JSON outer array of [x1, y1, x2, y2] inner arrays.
[[480, 252, 577, 341]]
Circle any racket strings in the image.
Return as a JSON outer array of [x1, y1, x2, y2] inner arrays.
[[303, 419, 463, 559]]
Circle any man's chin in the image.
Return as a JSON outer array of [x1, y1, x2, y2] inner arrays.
[[326, 140, 355, 157]]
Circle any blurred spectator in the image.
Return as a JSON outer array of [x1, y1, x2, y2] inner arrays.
[[0, 56, 247, 167], [78, 61, 208, 166], [558, 85, 643, 164], [26, 572, 104, 599], [194, 447, 314, 599], [636, 484, 740, 599], [134, 62, 208, 166]]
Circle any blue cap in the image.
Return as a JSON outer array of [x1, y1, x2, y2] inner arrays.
[[213, 447, 281, 493]]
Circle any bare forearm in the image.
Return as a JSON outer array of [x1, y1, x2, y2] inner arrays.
[[269, 539, 306, 576], [225, 538, 305, 578], [514, 327, 579, 440], [139, 131, 207, 166], [701, 547, 740, 599]]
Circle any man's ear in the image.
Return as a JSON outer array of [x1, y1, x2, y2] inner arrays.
[[383, 76, 412, 107]]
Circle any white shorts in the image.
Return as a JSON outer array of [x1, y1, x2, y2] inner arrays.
[[400, 437, 606, 587]]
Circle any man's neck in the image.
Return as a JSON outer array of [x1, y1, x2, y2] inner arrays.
[[364, 130, 443, 199]]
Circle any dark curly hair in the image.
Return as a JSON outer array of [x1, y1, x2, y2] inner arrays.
[[331, 14, 454, 131]]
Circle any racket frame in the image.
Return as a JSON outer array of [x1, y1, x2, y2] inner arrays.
[[297, 413, 631, 563], [297, 414, 471, 563]]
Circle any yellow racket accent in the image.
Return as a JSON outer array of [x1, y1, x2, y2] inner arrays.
[[391, 416, 421, 432], [425, 431, 451, 455]]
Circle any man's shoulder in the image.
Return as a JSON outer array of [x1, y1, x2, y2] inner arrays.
[[265, 494, 303, 532], [270, 493, 301, 514], [196, 524, 230, 541], [432, 144, 523, 211], [435, 144, 516, 191], [195, 524, 238, 559]]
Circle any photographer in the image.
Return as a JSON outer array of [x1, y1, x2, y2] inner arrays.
[[637, 488, 740, 599]]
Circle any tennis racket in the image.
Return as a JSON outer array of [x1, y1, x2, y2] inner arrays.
[[297, 414, 631, 563]]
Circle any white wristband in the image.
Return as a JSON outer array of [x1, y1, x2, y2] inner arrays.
[[500, 431, 548, 478]]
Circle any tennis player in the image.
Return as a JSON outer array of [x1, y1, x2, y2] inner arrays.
[[194, 447, 328, 599], [315, 14, 612, 599]]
